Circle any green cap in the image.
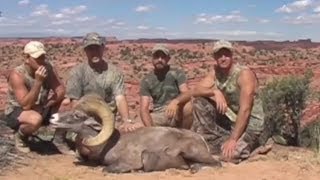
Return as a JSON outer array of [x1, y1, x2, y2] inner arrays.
[[152, 43, 170, 56], [83, 32, 105, 48]]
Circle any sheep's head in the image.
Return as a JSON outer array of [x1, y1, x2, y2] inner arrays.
[[50, 94, 115, 147]]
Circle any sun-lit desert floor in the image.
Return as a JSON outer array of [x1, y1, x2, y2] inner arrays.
[[1, 144, 320, 180]]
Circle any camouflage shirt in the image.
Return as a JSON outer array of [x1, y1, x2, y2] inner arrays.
[[140, 68, 187, 109], [66, 62, 125, 112], [5, 62, 53, 115]]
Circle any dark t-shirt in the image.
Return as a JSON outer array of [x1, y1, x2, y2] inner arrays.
[[140, 68, 187, 109]]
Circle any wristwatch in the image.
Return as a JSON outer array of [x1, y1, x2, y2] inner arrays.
[[125, 119, 134, 124]]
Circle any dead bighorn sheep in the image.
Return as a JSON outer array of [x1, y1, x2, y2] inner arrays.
[[50, 94, 221, 173]]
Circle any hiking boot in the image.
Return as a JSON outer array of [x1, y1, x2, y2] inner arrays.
[[14, 131, 30, 153]]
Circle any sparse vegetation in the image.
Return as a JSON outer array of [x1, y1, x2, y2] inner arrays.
[[301, 119, 320, 154], [260, 69, 313, 146], [120, 47, 132, 56]]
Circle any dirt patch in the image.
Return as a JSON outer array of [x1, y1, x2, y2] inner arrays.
[[2, 145, 320, 180]]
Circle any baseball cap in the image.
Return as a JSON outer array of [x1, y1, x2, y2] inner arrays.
[[24, 41, 46, 58], [83, 32, 105, 48], [152, 43, 170, 56], [213, 40, 233, 54]]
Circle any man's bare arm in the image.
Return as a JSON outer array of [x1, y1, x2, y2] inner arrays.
[[168, 83, 189, 105], [140, 96, 153, 127], [175, 72, 217, 104], [178, 83, 189, 93], [229, 69, 257, 141], [9, 71, 43, 110], [70, 99, 79, 108], [47, 66, 65, 106], [115, 95, 130, 121]]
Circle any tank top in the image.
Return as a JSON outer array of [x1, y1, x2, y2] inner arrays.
[[5, 62, 52, 115], [215, 64, 265, 133]]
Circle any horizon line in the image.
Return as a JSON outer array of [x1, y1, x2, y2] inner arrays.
[[0, 36, 316, 43]]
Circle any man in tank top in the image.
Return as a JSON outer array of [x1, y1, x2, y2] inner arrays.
[[4, 41, 66, 153], [139, 44, 193, 128], [172, 40, 266, 163]]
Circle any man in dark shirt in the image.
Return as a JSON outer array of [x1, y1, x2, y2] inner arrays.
[[139, 44, 192, 128]]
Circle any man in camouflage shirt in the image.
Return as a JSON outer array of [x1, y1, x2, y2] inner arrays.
[[140, 44, 192, 128], [63, 32, 140, 132], [174, 40, 266, 163]]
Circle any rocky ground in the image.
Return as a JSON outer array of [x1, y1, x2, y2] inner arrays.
[[1, 141, 320, 180]]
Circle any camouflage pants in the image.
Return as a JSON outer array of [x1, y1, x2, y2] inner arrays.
[[151, 106, 177, 127], [192, 97, 260, 160]]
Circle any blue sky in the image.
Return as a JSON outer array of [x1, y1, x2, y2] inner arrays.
[[0, 0, 320, 41]]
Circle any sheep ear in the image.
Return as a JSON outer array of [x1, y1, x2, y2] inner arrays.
[[84, 117, 102, 131]]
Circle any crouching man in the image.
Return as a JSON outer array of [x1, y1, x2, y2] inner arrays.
[[139, 44, 193, 128], [175, 40, 266, 163], [4, 41, 66, 153]]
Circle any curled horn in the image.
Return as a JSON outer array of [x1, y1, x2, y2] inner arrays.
[[74, 94, 114, 146]]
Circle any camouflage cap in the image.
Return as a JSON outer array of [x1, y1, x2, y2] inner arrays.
[[152, 43, 170, 56], [83, 32, 105, 48], [213, 39, 233, 54]]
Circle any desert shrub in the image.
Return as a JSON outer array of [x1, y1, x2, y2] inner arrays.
[[145, 50, 152, 56], [120, 47, 131, 56], [259, 69, 313, 146], [300, 120, 320, 154], [169, 49, 176, 55]]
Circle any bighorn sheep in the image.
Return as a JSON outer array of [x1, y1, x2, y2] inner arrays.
[[50, 94, 221, 173]]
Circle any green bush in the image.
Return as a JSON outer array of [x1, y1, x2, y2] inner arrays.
[[300, 120, 320, 153], [260, 70, 313, 146]]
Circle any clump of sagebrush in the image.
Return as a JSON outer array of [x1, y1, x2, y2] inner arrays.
[[300, 120, 320, 154], [259, 69, 313, 146]]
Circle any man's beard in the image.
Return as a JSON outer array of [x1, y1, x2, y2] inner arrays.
[[155, 62, 167, 69]]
